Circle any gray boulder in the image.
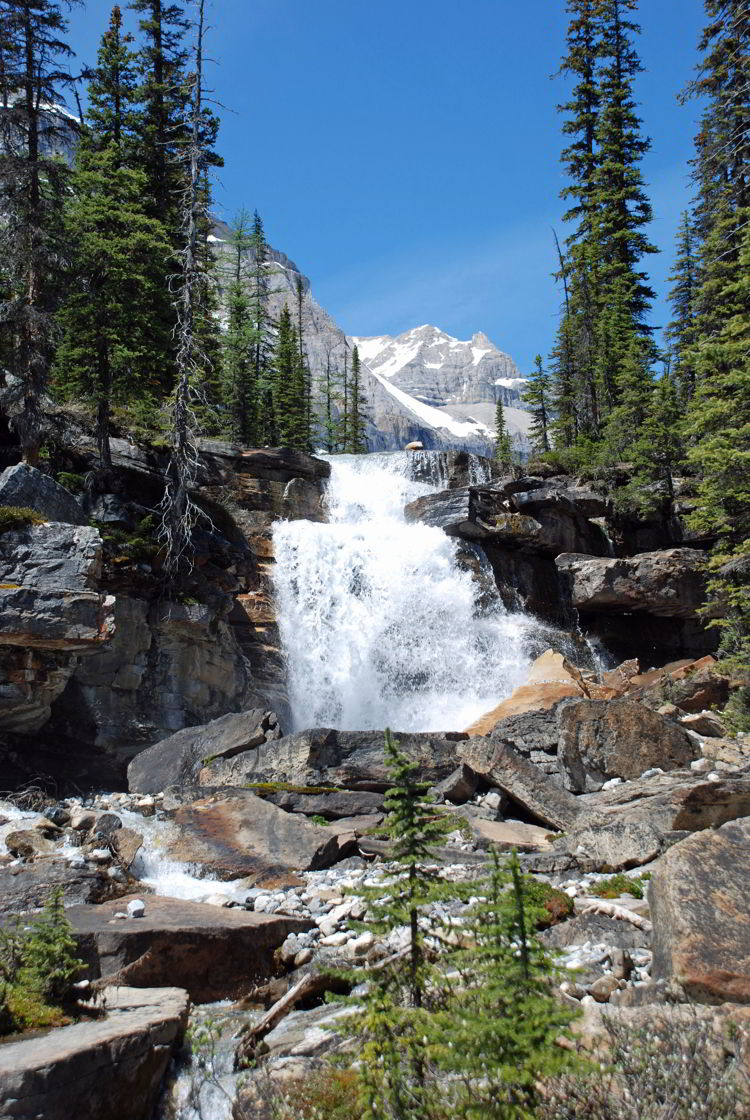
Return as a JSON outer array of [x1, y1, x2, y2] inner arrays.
[[554, 819, 664, 872], [0, 521, 102, 590], [581, 770, 750, 835], [0, 986, 189, 1120], [0, 462, 86, 525], [201, 728, 466, 791], [558, 699, 699, 792], [127, 708, 282, 794], [458, 737, 580, 830], [555, 548, 707, 618]]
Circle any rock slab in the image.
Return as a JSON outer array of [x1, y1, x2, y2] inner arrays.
[[650, 816, 750, 1004], [0, 985, 189, 1120], [69, 895, 313, 1002]]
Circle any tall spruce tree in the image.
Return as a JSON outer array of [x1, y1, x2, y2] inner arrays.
[[665, 211, 699, 403], [523, 354, 551, 453], [346, 343, 367, 453], [683, 1, 750, 672], [248, 210, 276, 445], [159, 0, 213, 574], [273, 304, 307, 450], [128, 0, 188, 226], [0, 0, 82, 462], [53, 6, 171, 467], [494, 397, 513, 467], [221, 209, 255, 444]]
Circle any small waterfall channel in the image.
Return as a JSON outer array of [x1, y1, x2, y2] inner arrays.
[[273, 451, 553, 732]]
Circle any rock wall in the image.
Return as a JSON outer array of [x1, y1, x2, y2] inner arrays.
[[0, 427, 331, 789]]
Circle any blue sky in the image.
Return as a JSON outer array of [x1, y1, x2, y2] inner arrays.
[[67, 0, 707, 374]]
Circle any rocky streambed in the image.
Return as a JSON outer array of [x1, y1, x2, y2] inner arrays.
[[1, 642, 750, 1118]]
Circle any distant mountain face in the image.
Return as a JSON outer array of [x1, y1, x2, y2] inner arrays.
[[352, 325, 530, 454], [212, 223, 529, 455]]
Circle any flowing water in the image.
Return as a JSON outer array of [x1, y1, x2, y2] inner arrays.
[[273, 451, 559, 733]]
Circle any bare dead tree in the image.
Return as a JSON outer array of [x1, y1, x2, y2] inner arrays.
[[158, 0, 211, 576]]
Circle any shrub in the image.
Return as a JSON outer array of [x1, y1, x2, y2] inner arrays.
[[0, 891, 84, 1036], [521, 875, 575, 926], [587, 874, 645, 900], [55, 471, 85, 494], [0, 506, 45, 534], [274, 1068, 362, 1120]]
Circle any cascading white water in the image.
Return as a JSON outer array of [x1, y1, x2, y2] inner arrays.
[[273, 452, 549, 732]]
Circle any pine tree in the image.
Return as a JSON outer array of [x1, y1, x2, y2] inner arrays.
[[128, 0, 188, 226], [316, 338, 342, 453], [665, 211, 699, 404], [273, 304, 307, 450], [159, 0, 213, 574], [221, 209, 255, 443], [683, 2, 750, 671], [494, 398, 513, 468], [346, 344, 368, 453], [347, 730, 453, 1120], [0, 0, 82, 462], [248, 210, 276, 445], [53, 6, 171, 467], [592, 0, 657, 333], [523, 354, 551, 454], [435, 852, 578, 1119]]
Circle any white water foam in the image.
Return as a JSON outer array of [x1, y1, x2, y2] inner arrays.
[[273, 452, 549, 732]]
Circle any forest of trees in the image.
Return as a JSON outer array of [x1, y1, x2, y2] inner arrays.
[[513, 0, 750, 675], [0, 0, 748, 663], [0, 0, 367, 473]]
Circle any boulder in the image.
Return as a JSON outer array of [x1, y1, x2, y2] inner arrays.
[[432, 764, 479, 803], [464, 650, 589, 734], [558, 699, 699, 793], [0, 521, 102, 591], [650, 817, 750, 1003], [554, 820, 664, 872], [166, 788, 359, 883], [0, 986, 189, 1120], [0, 463, 86, 526], [468, 817, 555, 852], [68, 895, 312, 1001], [555, 548, 706, 618], [259, 788, 385, 819], [127, 708, 282, 794], [679, 711, 727, 738], [404, 486, 608, 555], [111, 827, 143, 870], [458, 737, 580, 830], [201, 728, 465, 791], [582, 770, 750, 835], [0, 858, 124, 916]]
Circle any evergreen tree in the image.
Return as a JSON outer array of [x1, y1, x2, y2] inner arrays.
[[273, 304, 307, 450], [0, 0, 82, 462], [494, 397, 513, 468], [435, 852, 578, 1119], [622, 370, 684, 512], [683, 2, 750, 671], [248, 210, 276, 445], [523, 354, 551, 453], [316, 339, 341, 453], [221, 209, 255, 443], [346, 343, 368, 453], [347, 730, 453, 1120], [592, 0, 657, 331], [665, 211, 699, 403], [128, 0, 188, 226], [53, 6, 170, 467]]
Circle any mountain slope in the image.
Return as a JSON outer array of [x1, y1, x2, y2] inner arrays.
[[211, 223, 528, 454]]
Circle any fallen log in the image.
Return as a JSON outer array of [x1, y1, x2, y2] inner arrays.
[[576, 899, 652, 932]]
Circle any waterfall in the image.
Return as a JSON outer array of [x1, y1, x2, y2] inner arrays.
[[273, 452, 551, 732]]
